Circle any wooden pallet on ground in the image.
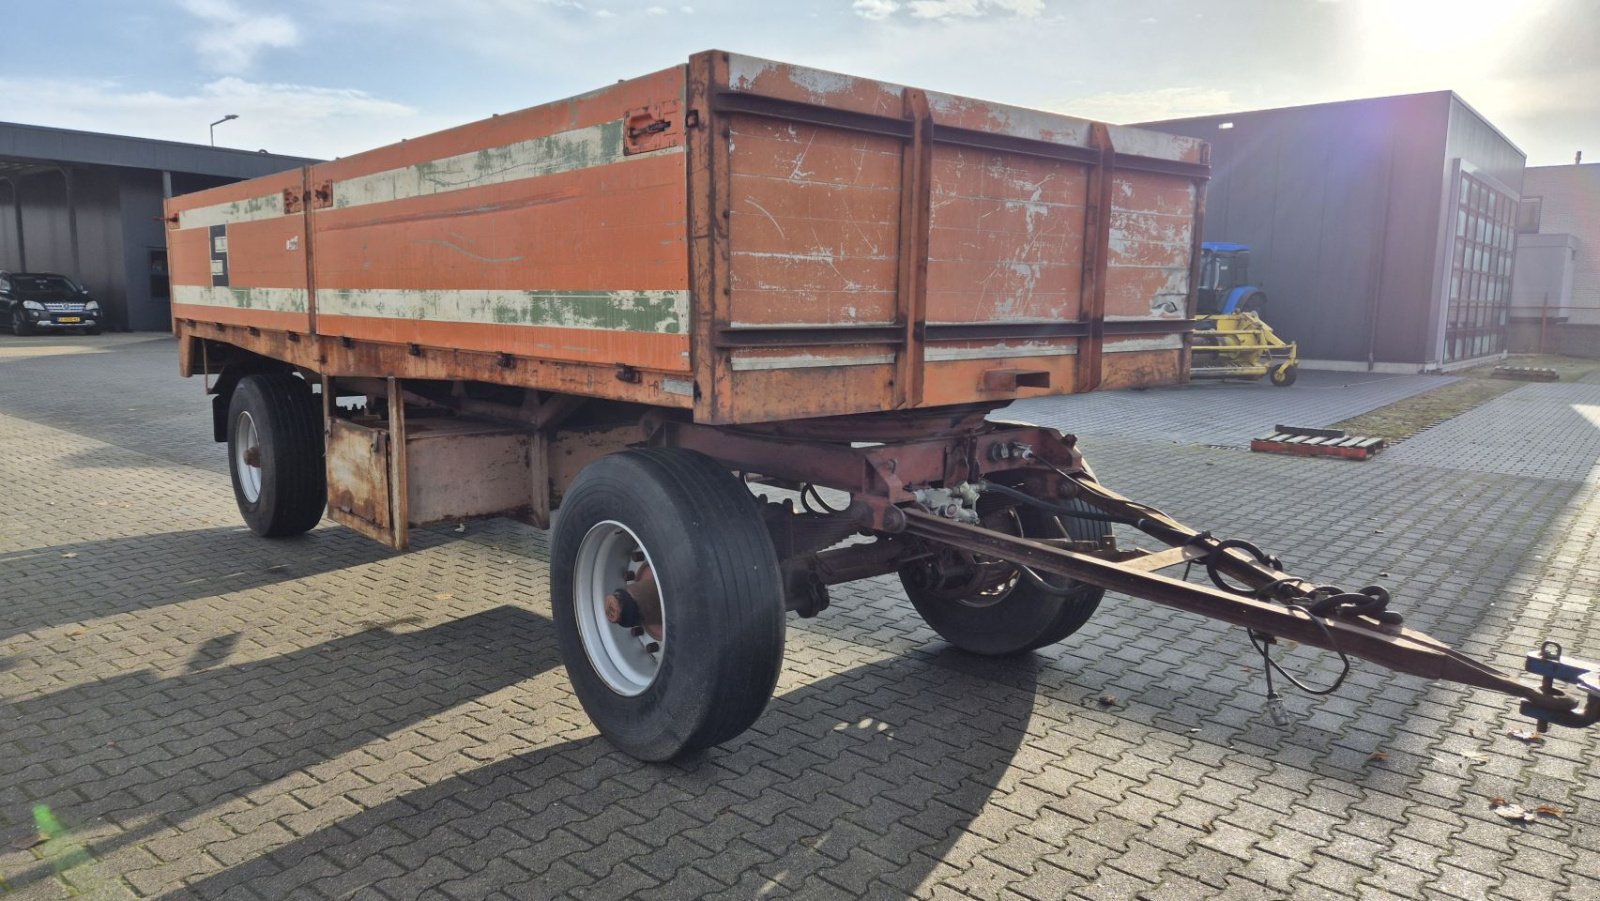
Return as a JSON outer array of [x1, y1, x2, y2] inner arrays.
[[1491, 366, 1559, 382], [1250, 424, 1386, 460]]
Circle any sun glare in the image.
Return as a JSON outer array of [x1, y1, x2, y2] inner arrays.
[[1356, 0, 1517, 88]]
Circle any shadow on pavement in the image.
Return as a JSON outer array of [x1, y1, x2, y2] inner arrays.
[[0, 526, 398, 643], [170, 648, 1042, 899], [0, 605, 560, 894]]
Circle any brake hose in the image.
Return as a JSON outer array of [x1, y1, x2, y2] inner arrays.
[[977, 479, 1363, 710]]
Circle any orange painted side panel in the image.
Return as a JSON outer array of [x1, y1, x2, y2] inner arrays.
[[310, 154, 686, 293], [223, 217, 313, 292], [1106, 172, 1195, 320], [315, 315, 690, 374], [726, 117, 902, 327], [301, 67, 691, 374], [1099, 347, 1185, 389], [715, 362, 896, 424], [310, 66, 688, 186], [714, 348, 1182, 423], [164, 52, 1206, 426], [922, 354, 1080, 407], [165, 168, 301, 214], [163, 168, 311, 334], [166, 228, 214, 286], [925, 146, 1088, 324], [170, 304, 305, 332], [724, 53, 1207, 165]]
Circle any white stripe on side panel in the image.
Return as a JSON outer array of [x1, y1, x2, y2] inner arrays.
[[176, 192, 288, 230], [172, 284, 308, 313], [331, 120, 682, 210]]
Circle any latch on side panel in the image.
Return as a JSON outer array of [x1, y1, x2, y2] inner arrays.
[[624, 100, 681, 155]]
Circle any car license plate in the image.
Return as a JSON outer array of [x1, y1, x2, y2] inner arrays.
[[59, 317, 82, 323]]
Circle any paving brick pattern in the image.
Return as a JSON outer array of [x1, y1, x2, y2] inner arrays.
[[2, 335, 1599, 900], [1379, 383, 1600, 483], [1006, 370, 1456, 447]]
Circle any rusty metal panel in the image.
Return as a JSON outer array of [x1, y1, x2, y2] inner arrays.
[[724, 117, 903, 328], [1106, 171, 1197, 318], [708, 52, 1202, 422], [925, 147, 1089, 324], [405, 421, 533, 527], [325, 417, 394, 544], [547, 424, 646, 507]]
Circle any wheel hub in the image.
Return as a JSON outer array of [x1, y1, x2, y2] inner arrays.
[[233, 411, 263, 503], [574, 520, 667, 696]]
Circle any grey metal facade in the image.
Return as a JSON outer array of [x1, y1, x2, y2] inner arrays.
[[0, 122, 316, 331], [1139, 92, 1525, 370]]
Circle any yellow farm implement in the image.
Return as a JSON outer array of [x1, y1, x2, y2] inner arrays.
[[1191, 311, 1299, 386]]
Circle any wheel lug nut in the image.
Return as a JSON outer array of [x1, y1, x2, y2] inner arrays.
[[645, 642, 660, 654]]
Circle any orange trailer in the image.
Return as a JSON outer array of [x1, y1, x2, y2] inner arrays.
[[168, 52, 1600, 760]]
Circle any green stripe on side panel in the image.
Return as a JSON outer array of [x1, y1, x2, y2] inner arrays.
[[316, 288, 688, 334], [332, 120, 680, 210]]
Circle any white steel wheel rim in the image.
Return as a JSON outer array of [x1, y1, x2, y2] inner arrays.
[[234, 411, 262, 503], [574, 520, 665, 697]]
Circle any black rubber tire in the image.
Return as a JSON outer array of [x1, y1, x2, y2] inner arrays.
[[11, 308, 33, 336], [551, 448, 786, 761], [903, 497, 1109, 656], [1270, 363, 1298, 387], [227, 373, 326, 537]]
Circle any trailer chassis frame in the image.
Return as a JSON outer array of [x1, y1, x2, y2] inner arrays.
[[649, 411, 1600, 732]]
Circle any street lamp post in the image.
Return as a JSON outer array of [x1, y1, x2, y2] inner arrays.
[[210, 114, 239, 146]]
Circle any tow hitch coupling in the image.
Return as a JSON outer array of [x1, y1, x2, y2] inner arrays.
[[1523, 642, 1600, 731]]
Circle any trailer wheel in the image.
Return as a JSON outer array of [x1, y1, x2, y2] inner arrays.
[[902, 497, 1108, 656], [1270, 363, 1298, 387], [227, 373, 326, 537], [551, 448, 785, 761]]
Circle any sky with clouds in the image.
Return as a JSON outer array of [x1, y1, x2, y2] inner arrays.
[[4, 0, 1594, 166]]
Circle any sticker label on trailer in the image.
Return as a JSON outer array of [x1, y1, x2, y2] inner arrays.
[[210, 224, 229, 288]]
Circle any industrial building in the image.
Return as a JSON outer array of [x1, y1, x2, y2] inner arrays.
[[1140, 92, 1525, 372], [0, 122, 315, 331], [1510, 161, 1600, 357]]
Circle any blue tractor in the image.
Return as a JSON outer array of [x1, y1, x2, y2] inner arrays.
[[1197, 242, 1268, 314]]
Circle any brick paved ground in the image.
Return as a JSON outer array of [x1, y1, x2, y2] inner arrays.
[[1380, 384, 1600, 482], [2, 335, 1599, 900], [1007, 370, 1455, 448]]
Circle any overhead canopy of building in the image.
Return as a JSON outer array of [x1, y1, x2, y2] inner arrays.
[[0, 121, 318, 331]]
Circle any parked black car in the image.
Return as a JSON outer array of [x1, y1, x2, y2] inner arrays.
[[0, 272, 102, 335]]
